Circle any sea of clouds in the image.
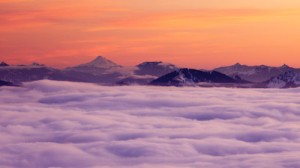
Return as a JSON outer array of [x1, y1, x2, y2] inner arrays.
[[1, 80, 300, 168]]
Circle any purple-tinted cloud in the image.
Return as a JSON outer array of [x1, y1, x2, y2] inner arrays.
[[0, 80, 300, 167]]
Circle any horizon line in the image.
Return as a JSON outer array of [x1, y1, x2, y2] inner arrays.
[[0, 56, 295, 70]]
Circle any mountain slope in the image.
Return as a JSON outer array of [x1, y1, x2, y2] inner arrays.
[[0, 80, 14, 87], [267, 71, 300, 88], [151, 68, 243, 86]]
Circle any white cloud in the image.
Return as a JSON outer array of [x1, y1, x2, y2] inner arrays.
[[0, 80, 300, 167]]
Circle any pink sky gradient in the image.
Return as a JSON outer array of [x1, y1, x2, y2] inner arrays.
[[1, 0, 300, 69]]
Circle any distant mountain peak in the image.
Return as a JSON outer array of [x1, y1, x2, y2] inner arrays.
[[91, 56, 114, 64], [0, 61, 9, 67], [31, 62, 45, 66], [234, 62, 242, 66], [75, 56, 121, 69], [93, 56, 109, 62], [230, 63, 249, 68], [280, 64, 290, 69]]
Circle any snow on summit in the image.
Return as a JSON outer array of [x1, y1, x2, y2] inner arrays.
[[74, 56, 121, 69]]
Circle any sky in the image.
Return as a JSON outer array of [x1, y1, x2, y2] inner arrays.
[[1, 0, 300, 69], [1, 80, 300, 167]]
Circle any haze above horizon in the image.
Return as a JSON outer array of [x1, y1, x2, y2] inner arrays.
[[1, 0, 300, 69]]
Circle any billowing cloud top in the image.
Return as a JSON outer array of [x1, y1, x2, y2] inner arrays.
[[0, 80, 300, 167]]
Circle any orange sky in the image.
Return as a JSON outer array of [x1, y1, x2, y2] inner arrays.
[[1, 0, 300, 69]]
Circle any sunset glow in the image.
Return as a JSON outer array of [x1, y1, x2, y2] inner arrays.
[[2, 2, 300, 167], [1, 0, 300, 68]]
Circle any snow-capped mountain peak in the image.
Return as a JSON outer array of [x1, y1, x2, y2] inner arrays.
[[75, 56, 121, 69]]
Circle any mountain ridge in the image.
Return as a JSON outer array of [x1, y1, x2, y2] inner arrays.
[[214, 63, 299, 83], [1, 57, 300, 88], [150, 68, 249, 87]]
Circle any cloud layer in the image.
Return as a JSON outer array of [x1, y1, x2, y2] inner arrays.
[[1, 80, 300, 167]]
